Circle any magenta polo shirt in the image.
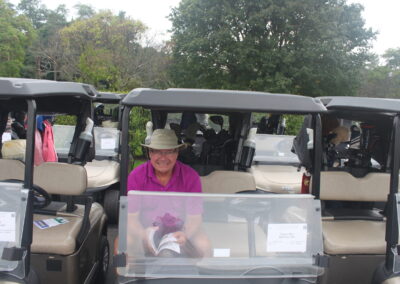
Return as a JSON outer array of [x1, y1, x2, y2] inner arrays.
[[127, 161, 203, 227]]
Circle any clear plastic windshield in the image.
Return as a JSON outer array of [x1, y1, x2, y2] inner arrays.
[[94, 127, 120, 158], [253, 134, 299, 165], [397, 193, 400, 233], [0, 182, 28, 278], [117, 191, 324, 279], [53, 125, 75, 156], [53, 125, 120, 159]]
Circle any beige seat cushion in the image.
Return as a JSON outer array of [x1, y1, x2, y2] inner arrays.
[[34, 162, 87, 195], [202, 222, 267, 257], [0, 161, 88, 196], [383, 277, 400, 284], [85, 160, 120, 189], [32, 203, 104, 255], [319, 171, 390, 202], [0, 159, 25, 181], [201, 171, 256, 194], [1, 139, 26, 161], [322, 220, 386, 254], [250, 165, 303, 194]]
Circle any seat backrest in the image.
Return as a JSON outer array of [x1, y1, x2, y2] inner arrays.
[[319, 171, 390, 202], [0, 160, 87, 195], [201, 170, 256, 194], [1, 139, 26, 161], [34, 162, 87, 195], [0, 159, 25, 181]]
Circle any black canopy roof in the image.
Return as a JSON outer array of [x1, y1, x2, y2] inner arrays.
[[122, 88, 326, 114], [0, 78, 97, 114], [320, 96, 400, 124], [0, 77, 97, 98], [95, 92, 125, 104], [321, 96, 400, 114]]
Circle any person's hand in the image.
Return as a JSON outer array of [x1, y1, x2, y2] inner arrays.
[[142, 226, 159, 255], [172, 231, 187, 245]]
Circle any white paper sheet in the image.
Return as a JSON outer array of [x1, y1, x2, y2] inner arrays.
[[0, 212, 16, 242], [101, 138, 116, 149], [1, 132, 11, 142], [267, 223, 307, 252], [213, 248, 231, 257]]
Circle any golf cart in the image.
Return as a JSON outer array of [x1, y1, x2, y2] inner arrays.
[[250, 133, 303, 194], [0, 78, 109, 283], [293, 96, 400, 284], [53, 91, 123, 223], [0, 84, 38, 283], [114, 88, 327, 283]]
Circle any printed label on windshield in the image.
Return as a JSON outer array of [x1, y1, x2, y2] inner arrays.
[[101, 138, 116, 149], [266, 223, 307, 252], [0, 212, 16, 242]]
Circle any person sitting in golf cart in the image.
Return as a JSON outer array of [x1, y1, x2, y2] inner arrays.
[[127, 129, 211, 257]]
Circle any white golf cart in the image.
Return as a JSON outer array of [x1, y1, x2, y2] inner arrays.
[[0, 78, 109, 284], [293, 96, 400, 284], [53, 91, 122, 223], [114, 88, 328, 284], [250, 133, 303, 194]]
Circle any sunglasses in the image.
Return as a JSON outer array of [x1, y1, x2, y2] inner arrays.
[[149, 149, 178, 156]]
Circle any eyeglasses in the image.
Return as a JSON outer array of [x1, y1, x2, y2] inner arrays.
[[149, 149, 178, 156]]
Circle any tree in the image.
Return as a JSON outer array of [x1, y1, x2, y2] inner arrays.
[[74, 3, 95, 20], [358, 48, 400, 98], [14, 0, 69, 79], [383, 48, 400, 71], [16, 0, 47, 29], [0, 0, 36, 77], [33, 4, 69, 80], [59, 10, 170, 90], [169, 0, 375, 97]]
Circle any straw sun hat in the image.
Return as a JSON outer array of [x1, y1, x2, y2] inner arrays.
[[141, 129, 185, 150]]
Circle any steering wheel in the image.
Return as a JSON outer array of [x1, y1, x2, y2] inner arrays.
[[31, 184, 52, 209], [1, 179, 51, 209], [224, 190, 271, 257], [225, 190, 271, 219]]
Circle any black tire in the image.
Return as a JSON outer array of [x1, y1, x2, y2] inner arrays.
[[94, 236, 109, 284], [104, 189, 119, 224]]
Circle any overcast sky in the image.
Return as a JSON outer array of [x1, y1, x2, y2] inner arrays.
[[9, 0, 400, 56]]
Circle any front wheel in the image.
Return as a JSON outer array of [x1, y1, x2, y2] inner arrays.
[[104, 189, 119, 224], [94, 236, 109, 284]]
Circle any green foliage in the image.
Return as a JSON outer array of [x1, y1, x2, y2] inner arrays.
[[284, 115, 304, 135], [169, 0, 375, 97], [129, 107, 151, 158], [15, 0, 69, 79], [358, 48, 400, 98], [383, 48, 400, 70], [133, 159, 147, 169], [78, 47, 119, 86], [8, 1, 171, 88], [59, 10, 151, 90], [74, 3, 95, 19], [17, 0, 47, 29], [54, 115, 76, 125], [252, 113, 303, 135], [0, 0, 36, 77]]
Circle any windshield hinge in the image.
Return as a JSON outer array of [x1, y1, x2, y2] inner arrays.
[[314, 253, 329, 268], [2, 247, 25, 261], [113, 253, 127, 268]]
